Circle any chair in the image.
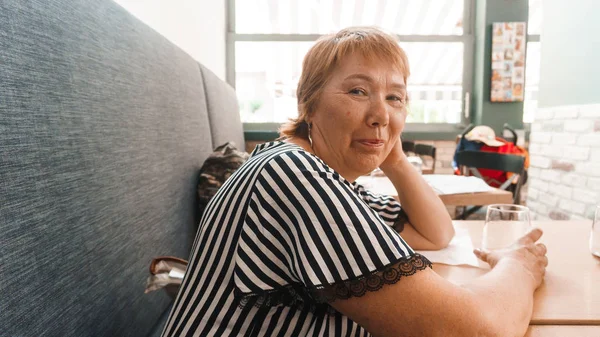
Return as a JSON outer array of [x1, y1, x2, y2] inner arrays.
[[414, 144, 436, 173], [502, 123, 518, 146], [454, 150, 526, 219], [402, 140, 415, 154]]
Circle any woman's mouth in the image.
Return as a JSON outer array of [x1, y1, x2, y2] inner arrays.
[[356, 139, 385, 148]]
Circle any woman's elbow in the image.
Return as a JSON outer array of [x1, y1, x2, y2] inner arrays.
[[432, 219, 455, 249], [441, 222, 455, 247]]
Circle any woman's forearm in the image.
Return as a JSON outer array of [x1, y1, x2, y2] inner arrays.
[[463, 259, 537, 337], [381, 156, 454, 249]]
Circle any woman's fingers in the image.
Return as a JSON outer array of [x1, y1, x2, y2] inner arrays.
[[517, 227, 543, 245], [476, 229, 548, 272], [473, 248, 488, 262], [535, 243, 547, 256]]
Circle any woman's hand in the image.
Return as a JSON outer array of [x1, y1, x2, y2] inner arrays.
[[376, 137, 455, 250], [474, 228, 548, 289], [379, 137, 407, 173]]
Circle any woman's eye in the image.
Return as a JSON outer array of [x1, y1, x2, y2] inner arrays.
[[349, 88, 366, 96], [388, 95, 406, 103]]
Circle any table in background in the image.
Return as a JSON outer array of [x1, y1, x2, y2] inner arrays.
[[437, 187, 512, 206], [360, 176, 513, 206], [525, 326, 600, 337], [433, 221, 600, 325], [421, 167, 434, 175]]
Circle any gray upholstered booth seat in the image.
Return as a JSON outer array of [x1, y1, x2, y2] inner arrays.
[[0, 1, 243, 336]]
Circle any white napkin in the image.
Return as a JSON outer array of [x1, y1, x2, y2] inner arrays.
[[416, 227, 481, 268], [422, 175, 495, 195], [356, 175, 495, 197]]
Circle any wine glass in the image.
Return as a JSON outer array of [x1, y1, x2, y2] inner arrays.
[[591, 206, 600, 258], [482, 204, 531, 250]]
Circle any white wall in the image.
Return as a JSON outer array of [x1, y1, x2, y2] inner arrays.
[[526, 104, 600, 221], [538, 0, 600, 108], [113, 0, 227, 80], [526, 0, 600, 221]]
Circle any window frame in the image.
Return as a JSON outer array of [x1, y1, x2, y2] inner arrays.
[[226, 0, 476, 137], [523, 32, 540, 126]]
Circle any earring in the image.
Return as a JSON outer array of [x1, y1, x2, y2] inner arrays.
[[307, 123, 314, 150]]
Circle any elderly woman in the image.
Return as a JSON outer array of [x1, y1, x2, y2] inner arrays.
[[161, 27, 547, 337]]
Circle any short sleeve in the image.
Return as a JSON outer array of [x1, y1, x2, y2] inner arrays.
[[233, 150, 431, 310], [354, 183, 409, 232]]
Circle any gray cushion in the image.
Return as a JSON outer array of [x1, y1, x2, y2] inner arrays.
[[201, 64, 245, 149], [0, 0, 241, 336], [148, 304, 172, 337]]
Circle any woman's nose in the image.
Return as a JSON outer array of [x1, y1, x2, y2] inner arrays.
[[367, 97, 389, 127]]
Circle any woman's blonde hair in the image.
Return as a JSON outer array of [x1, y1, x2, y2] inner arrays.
[[279, 26, 410, 140]]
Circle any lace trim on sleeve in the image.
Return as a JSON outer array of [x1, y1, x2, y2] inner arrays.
[[392, 209, 409, 233], [234, 254, 431, 311]]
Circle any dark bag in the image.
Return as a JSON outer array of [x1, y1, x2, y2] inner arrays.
[[197, 142, 249, 219]]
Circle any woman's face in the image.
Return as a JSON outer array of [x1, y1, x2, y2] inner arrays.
[[309, 53, 408, 180]]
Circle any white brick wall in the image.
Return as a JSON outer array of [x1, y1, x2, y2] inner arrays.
[[530, 132, 552, 144], [549, 185, 573, 199], [591, 148, 600, 162], [540, 169, 561, 182], [580, 105, 600, 118], [538, 191, 559, 207], [553, 106, 579, 119], [578, 134, 600, 147], [529, 179, 549, 192], [535, 108, 554, 120], [572, 187, 598, 204], [561, 173, 587, 187], [565, 120, 593, 132], [563, 146, 590, 160], [551, 133, 577, 145], [530, 155, 551, 168], [558, 199, 586, 215], [577, 163, 600, 177], [588, 177, 600, 191], [526, 103, 600, 220]]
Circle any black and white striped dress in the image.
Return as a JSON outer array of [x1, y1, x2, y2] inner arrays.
[[161, 141, 431, 337]]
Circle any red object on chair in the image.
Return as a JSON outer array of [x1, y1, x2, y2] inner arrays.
[[479, 138, 530, 187]]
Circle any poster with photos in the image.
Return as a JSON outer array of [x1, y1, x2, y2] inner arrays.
[[491, 22, 526, 102]]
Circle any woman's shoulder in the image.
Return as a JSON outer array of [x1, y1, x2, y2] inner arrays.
[[249, 140, 298, 157], [249, 141, 324, 169], [249, 141, 347, 183]]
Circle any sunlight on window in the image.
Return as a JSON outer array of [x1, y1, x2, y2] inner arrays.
[[404, 43, 463, 124], [523, 0, 542, 123], [236, 42, 311, 123], [235, 42, 464, 123], [234, 0, 467, 124], [235, 0, 463, 35], [528, 0, 543, 35], [523, 42, 540, 123]]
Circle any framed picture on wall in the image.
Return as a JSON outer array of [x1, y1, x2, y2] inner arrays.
[[491, 22, 527, 102]]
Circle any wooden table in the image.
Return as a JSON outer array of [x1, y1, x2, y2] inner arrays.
[[421, 167, 434, 175], [433, 221, 600, 325], [525, 326, 600, 337], [437, 187, 512, 206], [358, 176, 513, 206]]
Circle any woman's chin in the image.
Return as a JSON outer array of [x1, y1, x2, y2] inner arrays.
[[342, 150, 384, 176], [353, 160, 382, 176]]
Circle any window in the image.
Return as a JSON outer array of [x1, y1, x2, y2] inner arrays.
[[228, 0, 474, 125], [527, 0, 543, 35], [524, 0, 542, 123], [523, 42, 540, 123]]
